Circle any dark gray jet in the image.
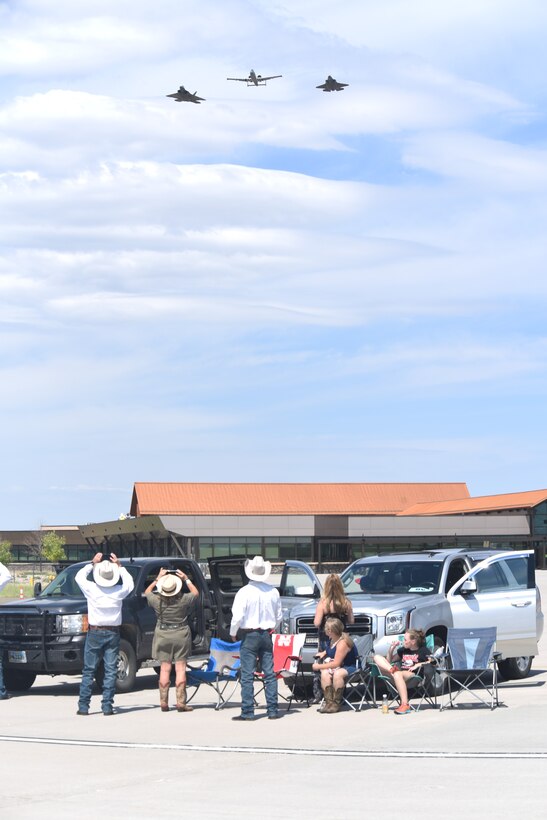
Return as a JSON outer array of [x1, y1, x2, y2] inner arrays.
[[227, 69, 282, 87], [166, 85, 205, 104], [316, 75, 348, 92]]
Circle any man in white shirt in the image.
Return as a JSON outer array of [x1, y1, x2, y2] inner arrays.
[[230, 556, 282, 721], [0, 562, 13, 699], [75, 550, 134, 716]]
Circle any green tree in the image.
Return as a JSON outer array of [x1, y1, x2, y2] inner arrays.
[[0, 539, 12, 564], [40, 532, 67, 563]]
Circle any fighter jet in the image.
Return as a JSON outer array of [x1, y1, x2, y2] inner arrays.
[[316, 75, 348, 92], [166, 85, 205, 104], [226, 69, 282, 87]]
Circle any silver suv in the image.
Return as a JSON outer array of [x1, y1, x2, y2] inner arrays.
[[278, 548, 544, 681]]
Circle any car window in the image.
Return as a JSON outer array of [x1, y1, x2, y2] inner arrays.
[[282, 566, 315, 596], [38, 565, 85, 598], [444, 559, 468, 593], [473, 556, 530, 593], [342, 562, 442, 595], [473, 562, 508, 593]]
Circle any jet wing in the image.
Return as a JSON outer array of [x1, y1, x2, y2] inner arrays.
[[258, 74, 282, 82], [226, 77, 249, 82]]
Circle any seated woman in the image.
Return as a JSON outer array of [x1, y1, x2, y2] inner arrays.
[[312, 574, 354, 703], [312, 617, 358, 714], [373, 628, 430, 715]]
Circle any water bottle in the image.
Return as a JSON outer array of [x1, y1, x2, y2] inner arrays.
[[381, 694, 389, 714]]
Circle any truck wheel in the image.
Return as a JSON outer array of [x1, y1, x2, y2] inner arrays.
[[115, 639, 137, 693], [3, 669, 36, 691], [497, 656, 532, 680], [95, 639, 138, 693]]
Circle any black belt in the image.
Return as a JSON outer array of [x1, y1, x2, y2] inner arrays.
[[89, 625, 120, 632], [158, 623, 185, 631], [241, 628, 271, 633]]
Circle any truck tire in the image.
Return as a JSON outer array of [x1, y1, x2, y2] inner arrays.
[[497, 656, 533, 680], [3, 669, 36, 692], [95, 639, 138, 693]]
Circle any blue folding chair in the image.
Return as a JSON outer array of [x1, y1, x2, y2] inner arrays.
[[186, 638, 242, 710], [440, 627, 500, 710]]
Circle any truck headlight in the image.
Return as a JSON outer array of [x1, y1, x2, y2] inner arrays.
[[385, 610, 407, 635], [56, 614, 88, 635], [281, 617, 290, 634]]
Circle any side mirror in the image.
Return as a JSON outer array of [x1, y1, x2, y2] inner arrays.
[[33, 581, 42, 597], [459, 578, 477, 596]]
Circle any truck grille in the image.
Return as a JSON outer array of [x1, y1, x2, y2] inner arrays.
[[0, 612, 55, 640], [295, 614, 373, 636]]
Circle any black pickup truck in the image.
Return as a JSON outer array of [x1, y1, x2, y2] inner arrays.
[[0, 556, 250, 693]]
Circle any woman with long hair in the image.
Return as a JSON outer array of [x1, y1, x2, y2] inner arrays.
[[312, 574, 354, 702], [312, 617, 357, 713], [145, 567, 199, 713]]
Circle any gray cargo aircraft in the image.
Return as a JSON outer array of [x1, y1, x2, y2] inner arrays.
[[227, 69, 282, 87]]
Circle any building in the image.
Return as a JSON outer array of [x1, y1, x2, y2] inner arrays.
[[78, 482, 547, 568]]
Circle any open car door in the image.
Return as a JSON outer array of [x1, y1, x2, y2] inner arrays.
[[447, 550, 538, 660], [207, 557, 247, 641], [278, 560, 322, 608]]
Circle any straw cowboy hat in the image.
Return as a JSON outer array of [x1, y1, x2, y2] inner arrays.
[[245, 555, 272, 583], [156, 573, 183, 597], [93, 560, 121, 588]]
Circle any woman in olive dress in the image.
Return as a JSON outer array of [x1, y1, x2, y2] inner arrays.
[[145, 567, 199, 712]]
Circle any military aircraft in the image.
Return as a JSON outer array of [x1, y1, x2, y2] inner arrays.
[[316, 75, 348, 92], [226, 69, 282, 87], [166, 85, 205, 104]]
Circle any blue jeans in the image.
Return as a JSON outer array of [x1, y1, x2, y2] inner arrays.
[[239, 630, 278, 717], [78, 629, 120, 713], [0, 651, 7, 697]]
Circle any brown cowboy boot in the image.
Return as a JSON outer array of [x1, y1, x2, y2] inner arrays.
[[159, 684, 170, 712], [318, 685, 334, 713], [176, 683, 193, 713], [326, 686, 345, 713]]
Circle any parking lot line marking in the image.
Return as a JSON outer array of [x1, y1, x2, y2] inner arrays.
[[0, 735, 546, 759]]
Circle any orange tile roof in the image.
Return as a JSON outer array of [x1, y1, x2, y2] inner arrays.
[[130, 482, 470, 517], [398, 488, 547, 516]]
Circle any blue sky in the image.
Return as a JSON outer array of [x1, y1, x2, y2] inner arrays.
[[1, 0, 547, 529]]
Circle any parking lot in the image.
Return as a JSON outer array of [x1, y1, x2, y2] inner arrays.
[[1, 572, 546, 819]]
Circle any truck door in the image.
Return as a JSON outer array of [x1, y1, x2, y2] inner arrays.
[[207, 557, 247, 641], [278, 560, 322, 607], [447, 551, 538, 658]]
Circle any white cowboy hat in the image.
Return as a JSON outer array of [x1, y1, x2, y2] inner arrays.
[[157, 573, 183, 597], [245, 555, 272, 583], [93, 560, 121, 588]]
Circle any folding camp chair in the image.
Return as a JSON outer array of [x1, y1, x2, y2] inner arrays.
[[369, 633, 440, 712], [185, 637, 242, 710], [439, 627, 500, 711], [253, 633, 309, 711], [342, 634, 375, 711]]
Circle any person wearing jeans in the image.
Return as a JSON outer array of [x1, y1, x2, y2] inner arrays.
[[75, 551, 134, 716], [229, 556, 282, 721], [0, 562, 13, 700]]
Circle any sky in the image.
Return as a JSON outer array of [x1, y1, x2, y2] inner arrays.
[[1, 0, 547, 529]]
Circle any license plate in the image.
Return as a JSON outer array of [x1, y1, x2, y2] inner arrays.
[[8, 650, 27, 663]]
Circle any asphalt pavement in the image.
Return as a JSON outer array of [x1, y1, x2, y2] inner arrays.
[[1, 572, 546, 819]]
